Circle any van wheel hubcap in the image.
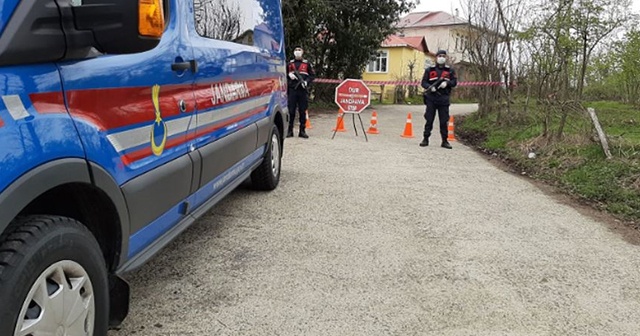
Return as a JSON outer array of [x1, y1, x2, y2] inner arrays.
[[271, 133, 280, 177], [14, 260, 95, 336]]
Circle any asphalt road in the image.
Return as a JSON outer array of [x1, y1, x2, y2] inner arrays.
[[109, 104, 640, 336]]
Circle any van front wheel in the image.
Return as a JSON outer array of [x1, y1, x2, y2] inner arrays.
[[251, 124, 282, 191], [0, 215, 109, 336]]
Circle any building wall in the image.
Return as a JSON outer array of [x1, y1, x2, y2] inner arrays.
[[400, 25, 470, 64], [362, 47, 434, 101]]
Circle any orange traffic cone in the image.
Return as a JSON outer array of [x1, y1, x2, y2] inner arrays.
[[305, 110, 313, 129], [447, 116, 456, 141], [401, 113, 415, 138], [332, 110, 347, 132], [366, 111, 379, 134]]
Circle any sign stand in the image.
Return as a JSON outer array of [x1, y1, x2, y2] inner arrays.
[[332, 79, 371, 142], [331, 113, 368, 142]]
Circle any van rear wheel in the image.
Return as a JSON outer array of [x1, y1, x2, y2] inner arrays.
[[0, 215, 109, 336], [251, 124, 282, 191]]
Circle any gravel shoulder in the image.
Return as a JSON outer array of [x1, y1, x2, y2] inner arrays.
[[109, 104, 640, 336]]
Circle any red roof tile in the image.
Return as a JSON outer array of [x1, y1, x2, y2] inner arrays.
[[397, 11, 466, 28], [382, 35, 429, 53]]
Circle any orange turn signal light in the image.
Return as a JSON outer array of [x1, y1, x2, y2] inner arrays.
[[139, 0, 164, 38]]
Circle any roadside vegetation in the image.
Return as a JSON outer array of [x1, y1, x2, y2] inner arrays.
[[284, 0, 640, 223], [458, 100, 640, 222], [451, 0, 639, 224]]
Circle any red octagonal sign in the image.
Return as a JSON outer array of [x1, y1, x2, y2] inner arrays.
[[335, 79, 371, 114]]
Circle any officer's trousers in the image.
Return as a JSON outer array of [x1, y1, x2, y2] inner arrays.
[[424, 101, 450, 141], [287, 89, 308, 131]]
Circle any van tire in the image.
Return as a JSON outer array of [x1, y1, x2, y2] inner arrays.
[[251, 124, 282, 191], [0, 215, 109, 336]]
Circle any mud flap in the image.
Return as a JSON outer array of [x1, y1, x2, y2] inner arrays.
[[108, 274, 130, 328]]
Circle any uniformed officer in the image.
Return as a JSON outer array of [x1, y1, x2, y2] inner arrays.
[[420, 50, 457, 149], [287, 46, 315, 139]]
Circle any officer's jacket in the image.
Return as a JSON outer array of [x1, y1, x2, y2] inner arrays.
[[288, 59, 316, 90], [421, 65, 458, 97]]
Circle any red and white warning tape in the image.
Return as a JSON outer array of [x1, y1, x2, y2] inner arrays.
[[313, 78, 509, 87]]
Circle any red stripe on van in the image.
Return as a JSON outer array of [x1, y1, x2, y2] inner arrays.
[[66, 84, 195, 131], [29, 91, 67, 114], [65, 77, 279, 132]]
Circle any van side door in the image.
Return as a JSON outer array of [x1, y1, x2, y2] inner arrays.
[[187, 0, 286, 205], [57, 0, 199, 258]]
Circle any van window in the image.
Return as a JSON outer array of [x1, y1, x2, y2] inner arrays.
[[193, 0, 260, 45]]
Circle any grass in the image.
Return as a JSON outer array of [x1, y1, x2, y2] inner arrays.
[[457, 100, 640, 223], [586, 101, 640, 144], [561, 160, 640, 218]]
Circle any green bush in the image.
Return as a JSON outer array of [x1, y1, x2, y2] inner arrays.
[[457, 100, 640, 222]]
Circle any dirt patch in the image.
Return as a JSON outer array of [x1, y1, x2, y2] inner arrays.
[[456, 115, 640, 246]]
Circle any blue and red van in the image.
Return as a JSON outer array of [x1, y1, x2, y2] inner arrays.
[[0, 0, 288, 334]]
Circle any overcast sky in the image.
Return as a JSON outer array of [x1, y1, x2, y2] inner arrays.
[[413, 0, 640, 14]]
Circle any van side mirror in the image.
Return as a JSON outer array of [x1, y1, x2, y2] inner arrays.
[[66, 0, 165, 55]]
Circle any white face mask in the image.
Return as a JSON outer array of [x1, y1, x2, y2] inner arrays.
[[294, 50, 303, 58], [437, 57, 446, 65]]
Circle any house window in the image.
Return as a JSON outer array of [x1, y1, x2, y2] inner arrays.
[[454, 34, 469, 52], [367, 51, 388, 73]]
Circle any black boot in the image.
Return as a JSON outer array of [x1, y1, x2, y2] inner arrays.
[[419, 138, 429, 147], [286, 128, 294, 138], [298, 129, 309, 139], [441, 140, 452, 149]]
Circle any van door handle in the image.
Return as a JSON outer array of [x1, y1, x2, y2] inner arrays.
[[171, 60, 198, 73]]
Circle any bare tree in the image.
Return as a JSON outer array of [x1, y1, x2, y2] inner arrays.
[[513, 0, 633, 140], [194, 0, 243, 41], [494, 0, 525, 116], [406, 55, 418, 98], [461, 0, 507, 119], [572, 0, 632, 98]]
